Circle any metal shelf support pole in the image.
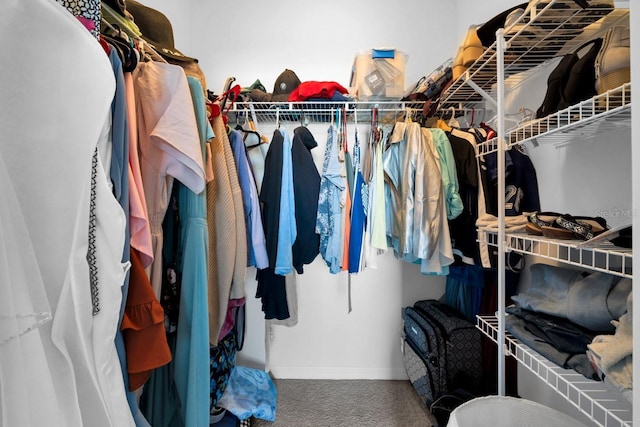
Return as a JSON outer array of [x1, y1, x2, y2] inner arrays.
[[496, 28, 507, 397]]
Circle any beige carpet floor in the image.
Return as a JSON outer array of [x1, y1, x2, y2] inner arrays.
[[252, 379, 437, 427]]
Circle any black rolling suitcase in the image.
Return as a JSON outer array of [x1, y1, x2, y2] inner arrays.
[[402, 299, 482, 411]]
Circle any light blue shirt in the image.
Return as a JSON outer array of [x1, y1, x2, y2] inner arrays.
[[229, 130, 268, 269], [275, 129, 296, 275]]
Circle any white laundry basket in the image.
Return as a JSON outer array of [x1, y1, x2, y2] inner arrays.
[[447, 396, 587, 427]]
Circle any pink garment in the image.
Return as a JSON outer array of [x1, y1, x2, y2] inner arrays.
[[134, 61, 205, 298], [124, 72, 153, 267], [76, 16, 95, 32], [218, 297, 245, 339]]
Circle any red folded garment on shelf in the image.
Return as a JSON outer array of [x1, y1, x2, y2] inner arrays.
[[288, 81, 348, 101]]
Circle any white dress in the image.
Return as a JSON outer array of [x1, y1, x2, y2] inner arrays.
[[0, 0, 132, 425]]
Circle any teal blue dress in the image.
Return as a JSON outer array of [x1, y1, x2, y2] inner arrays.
[[174, 77, 212, 427], [141, 77, 212, 427]]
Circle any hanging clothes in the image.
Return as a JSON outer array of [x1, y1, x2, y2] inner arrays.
[[256, 126, 320, 319], [256, 128, 291, 320], [208, 111, 247, 343], [121, 247, 171, 391], [0, 0, 145, 426], [124, 71, 154, 269], [0, 1, 132, 424], [0, 149, 61, 426], [291, 126, 321, 273], [451, 127, 491, 268], [244, 134, 269, 195], [459, 125, 541, 269], [349, 127, 367, 273], [229, 129, 268, 269], [275, 129, 296, 276], [429, 128, 463, 221], [383, 122, 442, 262], [367, 125, 388, 259], [316, 124, 346, 274], [55, 0, 101, 38], [106, 41, 155, 427], [139, 75, 212, 427], [172, 77, 212, 427], [419, 128, 454, 275], [140, 188, 183, 427], [206, 114, 235, 344], [485, 146, 541, 217], [133, 60, 205, 299], [444, 129, 479, 265], [261, 129, 286, 268], [341, 161, 352, 272], [341, 113, 353, 272], [445, 263, 485, 321]]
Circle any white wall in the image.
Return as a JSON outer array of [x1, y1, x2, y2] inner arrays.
[[143, 0, 460, 94]]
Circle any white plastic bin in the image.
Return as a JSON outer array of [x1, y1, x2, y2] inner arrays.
[[447, 396, 587, 427], [349, 48, 407, 100]]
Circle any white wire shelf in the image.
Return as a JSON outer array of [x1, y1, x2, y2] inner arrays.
[[479, 229, 632, 278], [440, 1, 624, 109], [228, 100, 425, 124], [475, 83, 631, 156], [508, 83, 631, 147], [477, 315, 633, 427]]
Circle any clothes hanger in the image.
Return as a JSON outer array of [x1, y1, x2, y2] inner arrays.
[[404, 107, 413, 123], [353, 108, 360, 167], [100, 19, 140, 70], [337, 108, 345, 162], [247, 103, 270, 144], [435, 117, 452, 132], [447, 107, 460, 128], [207, 84, 241, 127], [299, 111, 310, 127], [235, 108, 265, 150], [100, 14, 166, 65], [220, 77, 237, 112]]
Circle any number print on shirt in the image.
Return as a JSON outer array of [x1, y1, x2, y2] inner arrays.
[[505, 184, 524, 213]]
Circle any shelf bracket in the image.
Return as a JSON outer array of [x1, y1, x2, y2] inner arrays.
[[463, 77, 497, 109]]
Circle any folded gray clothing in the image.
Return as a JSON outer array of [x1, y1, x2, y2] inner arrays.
[[512, 263, 631, 332], [568, 273, 630, 331], [505, 311, 598, 380], [512, 264, 583, 317], [506, 305, 597, 354]]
